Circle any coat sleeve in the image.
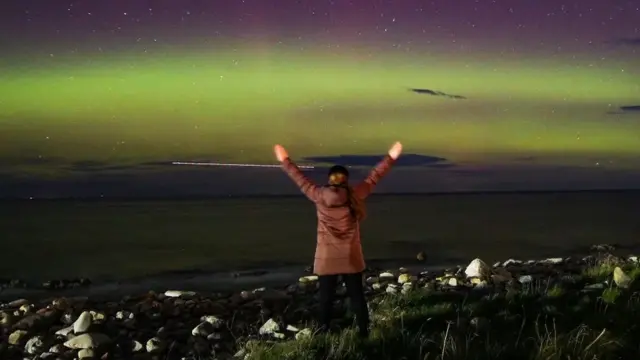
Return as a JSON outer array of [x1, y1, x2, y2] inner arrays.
[[353, 155, 396, 199], [280, 158, 323, 202]]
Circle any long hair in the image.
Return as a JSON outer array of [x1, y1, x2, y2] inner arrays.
[[328, 170, 366, 222], [346, 185, 367, 222]]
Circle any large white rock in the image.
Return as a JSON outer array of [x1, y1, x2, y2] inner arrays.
[[78, 348, 95, 359], [259, 318, 280, 336], [379, 272, 395, 281], [73, 311, 92, 334], [295, 328, 313, 340], [8, 330, 27, 345], [63, 333, 110, 349], [464, 258, 491, 279], [614, 267, 632, 289], [200, 315, 223, 328], [146, 337, 164, 353], [191, 322, 213, 337], [164, 290, 196, 298], [25, 335, 45, 355], [55, 325, 74, 337]]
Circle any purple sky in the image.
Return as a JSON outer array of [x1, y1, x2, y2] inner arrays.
[[2, 0, 639, 58]]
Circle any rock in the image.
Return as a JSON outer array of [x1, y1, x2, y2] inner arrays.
[[397, 274, 413, 284], [613, 267, 632, 289], [131, 340, 144, 352], [379, 272, 395, 281], [503, 259, 522, 267], [55, 325, 74, 337], [629, 256, 639, 263], [164, 290, 197, 298], [518, 275, 533, 284], [416, 251, 427, 261], [146, 337, 164, 353], [3, 299, 29, 308], [591, 244, 616, 252], [447, 278, 459, 287], [286, 325, 300, 332], [0, 310, 14, 327], [207, 332, 223, 341], [78, 348, 95, 359], [259, 318, 280, 336], [49, 344, 65, 354], [386, 284, 400, 294], [465, 258, 491, 279], [89, 311, 105, 323], [8, 329, 28, 345], [19, 303, 34, 314], [201, 315, 223, 328], [401, 282, 413, 294], [63, 333, 111, 349], [192, 321, 214, 337], [544, 258, 564, 264], [115, 310, 134, 320], [51, 298, 70, 310], [299, 275, 318, 283], [13, 310, 58, 332], [25, 335, 46, 355], [295, 328, 313, 340], [73, 311, 93, 334], [491, 268, 513, 283]]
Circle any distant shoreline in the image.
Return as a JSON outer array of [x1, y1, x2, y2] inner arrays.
[[1, 187, 639, 202]]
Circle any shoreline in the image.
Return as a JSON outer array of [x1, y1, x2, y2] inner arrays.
[[0, 243, 628, 302], [0, 260, 454, 303], [0, 246, 635, 359]]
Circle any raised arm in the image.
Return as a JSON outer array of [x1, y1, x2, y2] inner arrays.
[[354, 142, 402, 199], [281, 158, 322, 202], [274, 144, 322, 202]]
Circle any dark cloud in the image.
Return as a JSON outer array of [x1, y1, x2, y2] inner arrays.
[[302, 154, 452, 167], [408, 88, 466, 99], [606, 105, 640, 115], [615, 37, 640, 46]]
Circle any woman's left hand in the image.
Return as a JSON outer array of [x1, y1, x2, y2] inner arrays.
[[273, 144, 289, 162]]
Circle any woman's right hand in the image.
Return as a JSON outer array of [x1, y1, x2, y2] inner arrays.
[[388, 141, 403, 160]]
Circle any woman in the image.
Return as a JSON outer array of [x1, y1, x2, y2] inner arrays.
[[273, 142, 403, 338]]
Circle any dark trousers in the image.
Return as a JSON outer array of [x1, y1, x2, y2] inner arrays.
[[318, 272, 370, 337]]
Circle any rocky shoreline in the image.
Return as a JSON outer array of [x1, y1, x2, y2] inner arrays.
[[0, 245, 635, 359]]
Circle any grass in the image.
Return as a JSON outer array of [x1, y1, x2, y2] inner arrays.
[[244, 260, 640, 359]]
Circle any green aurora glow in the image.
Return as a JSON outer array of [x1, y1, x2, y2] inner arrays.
[[1, 49, 639, 175]]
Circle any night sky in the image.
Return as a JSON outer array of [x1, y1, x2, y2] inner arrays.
[[1, 0, 639, 198]]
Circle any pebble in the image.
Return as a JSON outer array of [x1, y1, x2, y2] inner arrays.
[[0, 249, 631, 359]]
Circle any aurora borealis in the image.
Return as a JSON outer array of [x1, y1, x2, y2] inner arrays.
[[1, 0, 639, 197]]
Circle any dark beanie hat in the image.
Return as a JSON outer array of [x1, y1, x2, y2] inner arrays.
[[328, 165, 349, 178]]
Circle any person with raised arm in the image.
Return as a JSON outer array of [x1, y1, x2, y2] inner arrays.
[[273, 142, 403, 338]]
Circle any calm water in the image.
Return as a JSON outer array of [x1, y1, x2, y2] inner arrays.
[[2, 191, 639, 282]]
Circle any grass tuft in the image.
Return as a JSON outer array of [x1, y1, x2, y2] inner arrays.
[[244, 260, 640, 360]]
